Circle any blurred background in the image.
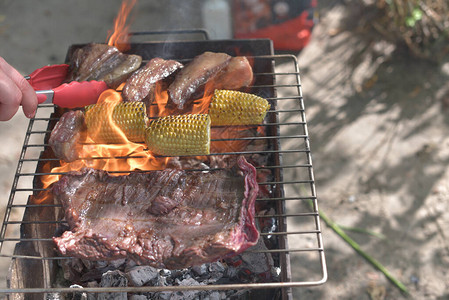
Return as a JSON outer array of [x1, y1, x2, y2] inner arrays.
[[1, 0, 449, 299]]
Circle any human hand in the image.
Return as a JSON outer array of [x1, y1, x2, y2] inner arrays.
[[0, 57, 38, 121]]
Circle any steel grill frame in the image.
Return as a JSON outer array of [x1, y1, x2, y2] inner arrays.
[[0, 33, 327, 299]]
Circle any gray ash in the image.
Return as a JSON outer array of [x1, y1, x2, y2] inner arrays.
[[59, 237, 279, 300]]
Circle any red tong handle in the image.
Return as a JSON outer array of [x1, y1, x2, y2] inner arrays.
[[40, 81, 109, 108], [53, 81, 108, 108]]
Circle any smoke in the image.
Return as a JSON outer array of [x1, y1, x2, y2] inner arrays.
[[128, 0, 204, 56]]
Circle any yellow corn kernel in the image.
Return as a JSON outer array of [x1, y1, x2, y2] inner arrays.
[[209, 89, 270, 126], [85, 101, 147, 143], [145, 114, 210, 156]]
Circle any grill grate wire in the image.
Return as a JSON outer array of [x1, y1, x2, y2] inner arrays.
[[0, 53, 327, 297]]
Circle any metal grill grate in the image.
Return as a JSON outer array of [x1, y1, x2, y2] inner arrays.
[[0, 36, 327, 299]]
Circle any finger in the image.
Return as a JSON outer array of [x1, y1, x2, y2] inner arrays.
[[0, 69, 21, 121], [0, 57, 38, 118], [16, 74, 38, 118]]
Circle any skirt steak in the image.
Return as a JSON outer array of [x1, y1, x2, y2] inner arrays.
[[53, 156, 259, 269]]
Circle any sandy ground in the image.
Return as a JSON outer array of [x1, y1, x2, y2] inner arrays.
[[1, 0, 449, 299], [293, 3, 449, 299]]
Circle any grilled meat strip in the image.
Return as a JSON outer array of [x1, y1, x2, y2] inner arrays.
[[67, 43, 142, 89], [53, 156, 259, 269], [167, 52, 231, 109], [122, 57, 183, 107], [49, 110, 85, 163]]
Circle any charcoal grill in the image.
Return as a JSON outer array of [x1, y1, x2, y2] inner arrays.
[[0, 31, 327, 299]]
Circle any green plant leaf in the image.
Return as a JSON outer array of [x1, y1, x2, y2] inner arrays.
[[308, 200, 409, 294], [412, 8, 423, 21], [406, 17, 416, 27]]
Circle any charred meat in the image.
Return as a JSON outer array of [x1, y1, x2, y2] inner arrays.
[[67, 43, 142, 89], [122, 58, 183, 107], [167, 52, 231, 109], [53, 156, 259, 269], [49, 110, 85, 163]]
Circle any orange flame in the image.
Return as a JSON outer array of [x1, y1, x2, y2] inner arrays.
[[191, 81, 214, 115], [147, 81, 214, 118], [40, 47, 258, 192], [41, 89, 167, 189], [153, 82, 169, 117], [107, 0, 137, 52], [39, 0, 237, 193]]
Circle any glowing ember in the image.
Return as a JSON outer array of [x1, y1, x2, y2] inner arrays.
[[107, 0, 137, 52]]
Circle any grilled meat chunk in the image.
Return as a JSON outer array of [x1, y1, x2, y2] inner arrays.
[[67, 43, 142, 89], [183, 56, 255, 104], [122, 57, 183, 105], [49, 110, 85, 163], [167, 52, 231, 109], [100, 54, 144, 89], [53, 156, 259, 269], [212, 56, 254, 91]]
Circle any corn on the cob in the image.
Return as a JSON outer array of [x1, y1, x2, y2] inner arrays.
[[85, 101, 147, 143], [145, 114, 210, 156], [209, 89, 270, 126]]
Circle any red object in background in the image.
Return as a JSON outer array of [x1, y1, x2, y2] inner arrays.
[[233, 0, 317, 51]]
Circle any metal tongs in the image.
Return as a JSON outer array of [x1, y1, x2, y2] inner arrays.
[[26, 64, 108, 108]]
